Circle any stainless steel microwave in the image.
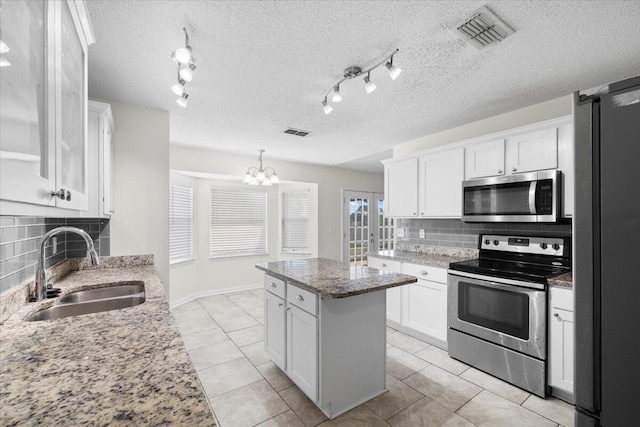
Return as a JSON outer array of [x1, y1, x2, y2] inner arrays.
[[462, 170, 561, 223]]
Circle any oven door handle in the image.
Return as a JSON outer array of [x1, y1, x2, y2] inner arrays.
[[448, 270, 545, 291], [529, 180, 537, 215]]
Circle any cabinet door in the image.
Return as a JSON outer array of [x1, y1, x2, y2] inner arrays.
[[384, 158, 418, 217], [401, 279, 447, 342], [54, 0, 88, 210], [506, 128, 558, 174], [419, 148, 464, 217], [465, 139, 505, 179], [0, 0, 55, 206], [549, 288, 574, 395], [387, 286, 402, 324], [287, 304, 318, 402], [264, 291, 286, 370], [102, 117, 114, 216]]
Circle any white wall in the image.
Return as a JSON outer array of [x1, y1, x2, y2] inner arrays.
[[393, 95, 572, 156], [168, 147, 383, 305], [109, 101, 170, 295]]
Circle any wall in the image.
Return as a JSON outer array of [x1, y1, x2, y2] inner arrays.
[[169, 171, 320, 305], [170, 146, 383, 261], [393, 95, 572, 157], [395, 218, 572, 253], [108, 102, 170, 295], [0, 216, 110, 294]]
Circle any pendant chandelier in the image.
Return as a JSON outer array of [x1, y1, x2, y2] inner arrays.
[[243, 149, 280, 186]]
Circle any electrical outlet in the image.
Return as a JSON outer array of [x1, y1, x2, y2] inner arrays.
[[419, 229, 425, 239], [397, 227, 405, 238]]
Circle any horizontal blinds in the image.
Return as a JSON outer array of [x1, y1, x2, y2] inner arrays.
[[169, 182, 194, 262], [210, 188, 267, 257], [282, 191, 310, 253]]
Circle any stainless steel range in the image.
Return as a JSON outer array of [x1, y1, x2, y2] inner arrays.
[[447, 234, 571, 397]]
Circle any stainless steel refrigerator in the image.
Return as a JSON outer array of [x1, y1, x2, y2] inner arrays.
[[574, 75, 640, 426]]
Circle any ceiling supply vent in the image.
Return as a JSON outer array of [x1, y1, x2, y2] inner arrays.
[[452, 6, 515, 50], [283, 128, 312, 137]]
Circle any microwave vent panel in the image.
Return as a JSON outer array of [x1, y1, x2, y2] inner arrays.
[[452, 6, 515, 50]]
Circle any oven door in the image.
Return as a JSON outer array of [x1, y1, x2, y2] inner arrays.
[[448, 271, 546, 360]]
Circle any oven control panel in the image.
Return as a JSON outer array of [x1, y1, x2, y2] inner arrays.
[[480, 234, 566, 256]]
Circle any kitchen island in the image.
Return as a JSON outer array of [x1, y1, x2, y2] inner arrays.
[[255, 257, 417, 419]]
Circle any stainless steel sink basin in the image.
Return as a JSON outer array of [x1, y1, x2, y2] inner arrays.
[[59, 282, 144, 303], [28, 281, 146, 322], [28, 296, 145, 321]]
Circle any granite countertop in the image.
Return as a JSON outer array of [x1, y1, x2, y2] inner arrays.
[[255, 257, 417, 298], [368, 250, 476, 269], [548, 271, 573, 288], [0, 256, 216, 426]]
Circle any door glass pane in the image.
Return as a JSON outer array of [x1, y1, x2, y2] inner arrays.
[[377, 199, 395, 251], [59, 1, 84, 193], [459, 282, 529, 339], [349, 197, 369, 266], [464, 182, 532, 215], [0, 0, 47, 178]]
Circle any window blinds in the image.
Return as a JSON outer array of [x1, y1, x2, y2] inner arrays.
[[210, 188, 267, 258], [281, 191, 310, 253], [169, 182, 194, 263]]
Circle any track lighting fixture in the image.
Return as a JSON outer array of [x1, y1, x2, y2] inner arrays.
[[170, 27, 196, 107], [0, 57, 10, 67], [321, 48, 401, 114], [243, 150, 280, 186], [0, 40, 8, 54]]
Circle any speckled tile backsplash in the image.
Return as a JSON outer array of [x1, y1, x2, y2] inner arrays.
[[0, 217, 110, 294], [395, 218, 572, 251]]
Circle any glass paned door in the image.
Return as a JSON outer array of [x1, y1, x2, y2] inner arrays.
[[343, 191, 394, 265]]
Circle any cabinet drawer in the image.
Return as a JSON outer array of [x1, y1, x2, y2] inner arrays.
[[368, 257, 401, 273], [265, 274, 286, 299], [549, 286, 573, 311], [401, 263, 447, 284], [287, 283, 318, 316]]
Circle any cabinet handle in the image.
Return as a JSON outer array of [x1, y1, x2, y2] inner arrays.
[[278, 303, 283, 307], [511, 167, 517, 173], [50, 188, 66, 200], [270, 283, 277, 288], [286, 307, 290, 311], [498, 169, 503, 174], [296, 295, 304, 302], [380, 263, 387, 268], [420, 270, 429, 276]]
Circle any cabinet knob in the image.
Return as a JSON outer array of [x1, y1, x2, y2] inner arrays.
[[511, 167, 517, 172], [420, 271, 429, 276], [278, 302, 283, 307], [50, 188, 66, 200], [381, 263, 387, 268], [553, 312, 560, 318], [498, 169, 503, 174], [270, 283, 277, 288], [413, 212, 417, 216], [421, 212, 424, 215], [296, 295, 304, 302], [65, 190, 71, 201]]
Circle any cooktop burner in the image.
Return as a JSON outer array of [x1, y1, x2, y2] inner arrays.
[[449, 258, 568, 284]]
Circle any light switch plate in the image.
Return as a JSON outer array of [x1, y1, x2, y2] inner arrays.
[[397, 227, 405, 238], [419, 229, 425, 239]]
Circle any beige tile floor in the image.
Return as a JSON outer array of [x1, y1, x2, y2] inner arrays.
[[173, 289, 575, 427]]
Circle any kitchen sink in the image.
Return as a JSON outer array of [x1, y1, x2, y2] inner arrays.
[[28, 281, 146, 322], [59, 281, 144, 303]]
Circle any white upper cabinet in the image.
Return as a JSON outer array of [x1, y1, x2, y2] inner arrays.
[[419, 148, 464, 217], [465, 139, 505, 179], [506, 128, 558, 174], [87, 101, 115, 217], [384, 158, 418, 217], [0, 0, 94, 214]]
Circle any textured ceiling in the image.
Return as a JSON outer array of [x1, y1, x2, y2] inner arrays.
[[87, 1, 640, 173]]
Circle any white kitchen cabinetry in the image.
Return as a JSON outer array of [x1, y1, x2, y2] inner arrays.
[[87, 101, 115, 217], [419, 148, 464, 217], [0, 0, 94, 215], [506, 128, 558, 174], [383, 158, 418, 217], [548, 286, 574, 402], [465, 139, 505, 179], [264, 288, 287, 370], [367, 258, 402, 325], [287, 304, 318, 401]]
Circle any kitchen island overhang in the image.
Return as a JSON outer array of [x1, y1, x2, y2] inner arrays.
[[256, 257, 417, 419]]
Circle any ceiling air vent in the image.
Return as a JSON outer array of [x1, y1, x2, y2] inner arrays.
[[283, 128, 312, 137], [452, 6, 515, 50]]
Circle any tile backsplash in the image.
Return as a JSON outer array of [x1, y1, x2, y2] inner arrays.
[[0, 216, 110, 294], [395, 218, 572, 251]]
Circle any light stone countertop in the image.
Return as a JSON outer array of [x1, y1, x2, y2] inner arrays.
[[0, 256, 216, 426], [255, 257, 417, 298], [548, 271, 573, 288], [368, 249, 476, 269]]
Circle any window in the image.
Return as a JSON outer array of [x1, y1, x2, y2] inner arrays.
[[210, 188, 267, 258], [281, 191, 310, 254], [169, 182, 194, 263]]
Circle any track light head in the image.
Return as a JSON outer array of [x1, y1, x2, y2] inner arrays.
[[179, 62, 196, 82], [0, 40, 9, 54], [385, 57, 402, 80], [176, 93, 189, 107], [332, 85, 342, 102], [322, 97, 333, 115], [364, 73, 376, 94], [172, 46, 192, 65], [171, 79, 186, 96]]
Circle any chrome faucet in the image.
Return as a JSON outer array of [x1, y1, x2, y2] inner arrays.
[[34, 226, 100, 301]]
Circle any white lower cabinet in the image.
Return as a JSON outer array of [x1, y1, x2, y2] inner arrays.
[[548, 286, 574, 401], [367, 258, 402, 324], [287, 304, 318, 401], [264, 290, 286, 370]]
